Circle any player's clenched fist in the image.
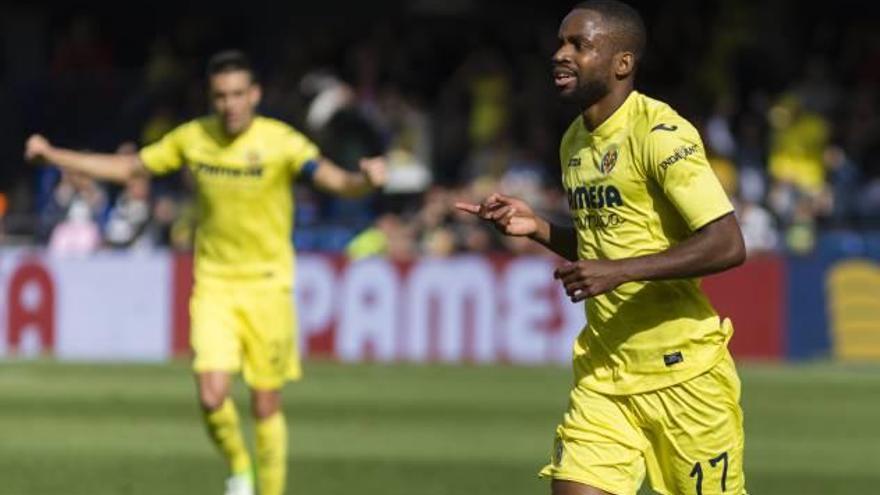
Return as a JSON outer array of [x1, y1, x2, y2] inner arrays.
[[359, 156, 387, 189], [554, 260, 626, 302], [454, 193, 540, 237], [24, 134, 53, 163]]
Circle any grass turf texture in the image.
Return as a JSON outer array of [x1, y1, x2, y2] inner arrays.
[[1, 360, 878, 494]]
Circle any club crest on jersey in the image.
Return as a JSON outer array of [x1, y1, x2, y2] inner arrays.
[[598, 146, 618, 175], [245, 150, 262, 166]]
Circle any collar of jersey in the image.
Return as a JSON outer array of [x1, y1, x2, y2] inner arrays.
[[583, 90, 638, 142], [204, 115, 261, 146]]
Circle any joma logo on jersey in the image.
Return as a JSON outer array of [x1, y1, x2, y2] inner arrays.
[[568, 156, 581, 167], [566, 185, 624, 210]]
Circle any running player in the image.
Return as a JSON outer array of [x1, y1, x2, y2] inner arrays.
[[456, 2, 748, 494]]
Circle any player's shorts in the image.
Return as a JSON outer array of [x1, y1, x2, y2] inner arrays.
[[189, 277, 301, 390], [540, 351, 746, 495]]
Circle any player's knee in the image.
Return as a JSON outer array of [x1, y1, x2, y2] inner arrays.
[[251, 391, 281, 420], [198, 387, 228, 412], [252, 402, 279, 420]]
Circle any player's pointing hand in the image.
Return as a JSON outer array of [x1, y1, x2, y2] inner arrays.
[[454, 193, 540, 237]]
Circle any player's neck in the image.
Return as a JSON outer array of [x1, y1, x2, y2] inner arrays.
[[581, 85, 633, 132], [220, 116, 257, 141]]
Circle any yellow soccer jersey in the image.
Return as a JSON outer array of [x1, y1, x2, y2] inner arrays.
[[560, 91, 735, 395], [140, 115, 319, 285]]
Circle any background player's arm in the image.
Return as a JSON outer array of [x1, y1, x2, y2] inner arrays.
[[24, 134, 148, 183], [310, 157, 386, 198], [455, 193, 578, 261]]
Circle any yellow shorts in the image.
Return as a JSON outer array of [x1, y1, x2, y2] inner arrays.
[[189, 278, 302, 390], [540, 352, 746, 495]]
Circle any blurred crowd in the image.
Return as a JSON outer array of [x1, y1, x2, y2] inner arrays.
[[1, 1, 878, 258]]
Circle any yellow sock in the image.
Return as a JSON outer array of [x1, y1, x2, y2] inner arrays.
[[203, 399, 252, 475], [255, 412, 288, 495]]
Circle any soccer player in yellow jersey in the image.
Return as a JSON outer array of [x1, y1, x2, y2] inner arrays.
[[24, 50, 386, 495], [457, 2, 748, 494]]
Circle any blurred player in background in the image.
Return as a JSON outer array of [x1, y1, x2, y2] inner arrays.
[[25, 50, 386, 495], [456, 1, 748, 494]]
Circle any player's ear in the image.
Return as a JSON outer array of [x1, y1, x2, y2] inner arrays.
[[249, 83, 262, 106], [614, 51, 635, 79]]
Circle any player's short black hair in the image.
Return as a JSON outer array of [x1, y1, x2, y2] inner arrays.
[[573, 0, 647, 63], [206, 50, 257, 81]]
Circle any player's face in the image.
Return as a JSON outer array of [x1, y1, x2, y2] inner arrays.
[[209, 70, 261, 136], [553, 9, 615, 107]]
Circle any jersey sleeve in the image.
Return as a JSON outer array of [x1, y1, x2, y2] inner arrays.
[[138, 124, 188, 175], [284, 129, 321, 180], [642, 121, 734, 231]]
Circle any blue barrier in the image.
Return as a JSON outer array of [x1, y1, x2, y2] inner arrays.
[[786, 231, 880, 360]]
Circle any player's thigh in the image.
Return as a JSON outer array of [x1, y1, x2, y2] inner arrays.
[[540, 385, 649, 495], [189, 283, 242, 373], [237, 285, 301, 390], [640, 354, 746, 495], [551, 479, 615, 495]]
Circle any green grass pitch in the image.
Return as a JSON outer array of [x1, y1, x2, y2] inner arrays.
[[1, 360, 878, 494]]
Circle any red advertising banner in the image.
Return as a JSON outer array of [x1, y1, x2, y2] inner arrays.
[[6, 258, 55, 355], [703, 254, 786, 359], [0, 251, 785, 362], [171, 253, 786, 361]]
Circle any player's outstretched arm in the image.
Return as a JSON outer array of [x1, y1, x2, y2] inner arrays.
[[311, 156, 386, 198], [555, 212, 745, 302], [455, 193, 578, 261], [24, 134, 147, 184]]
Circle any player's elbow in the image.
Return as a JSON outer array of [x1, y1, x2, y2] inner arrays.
[[706, 213, 746, 271], [730, 241, 746, 268], [722, 231, 746, 270]]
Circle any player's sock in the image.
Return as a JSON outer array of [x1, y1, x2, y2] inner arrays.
[[204, 399, 252, 476], [255, 411, 287, 495]]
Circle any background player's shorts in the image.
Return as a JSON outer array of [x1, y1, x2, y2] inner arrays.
[[189, 278, 302, 390], [540, 351, 746, 495]]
